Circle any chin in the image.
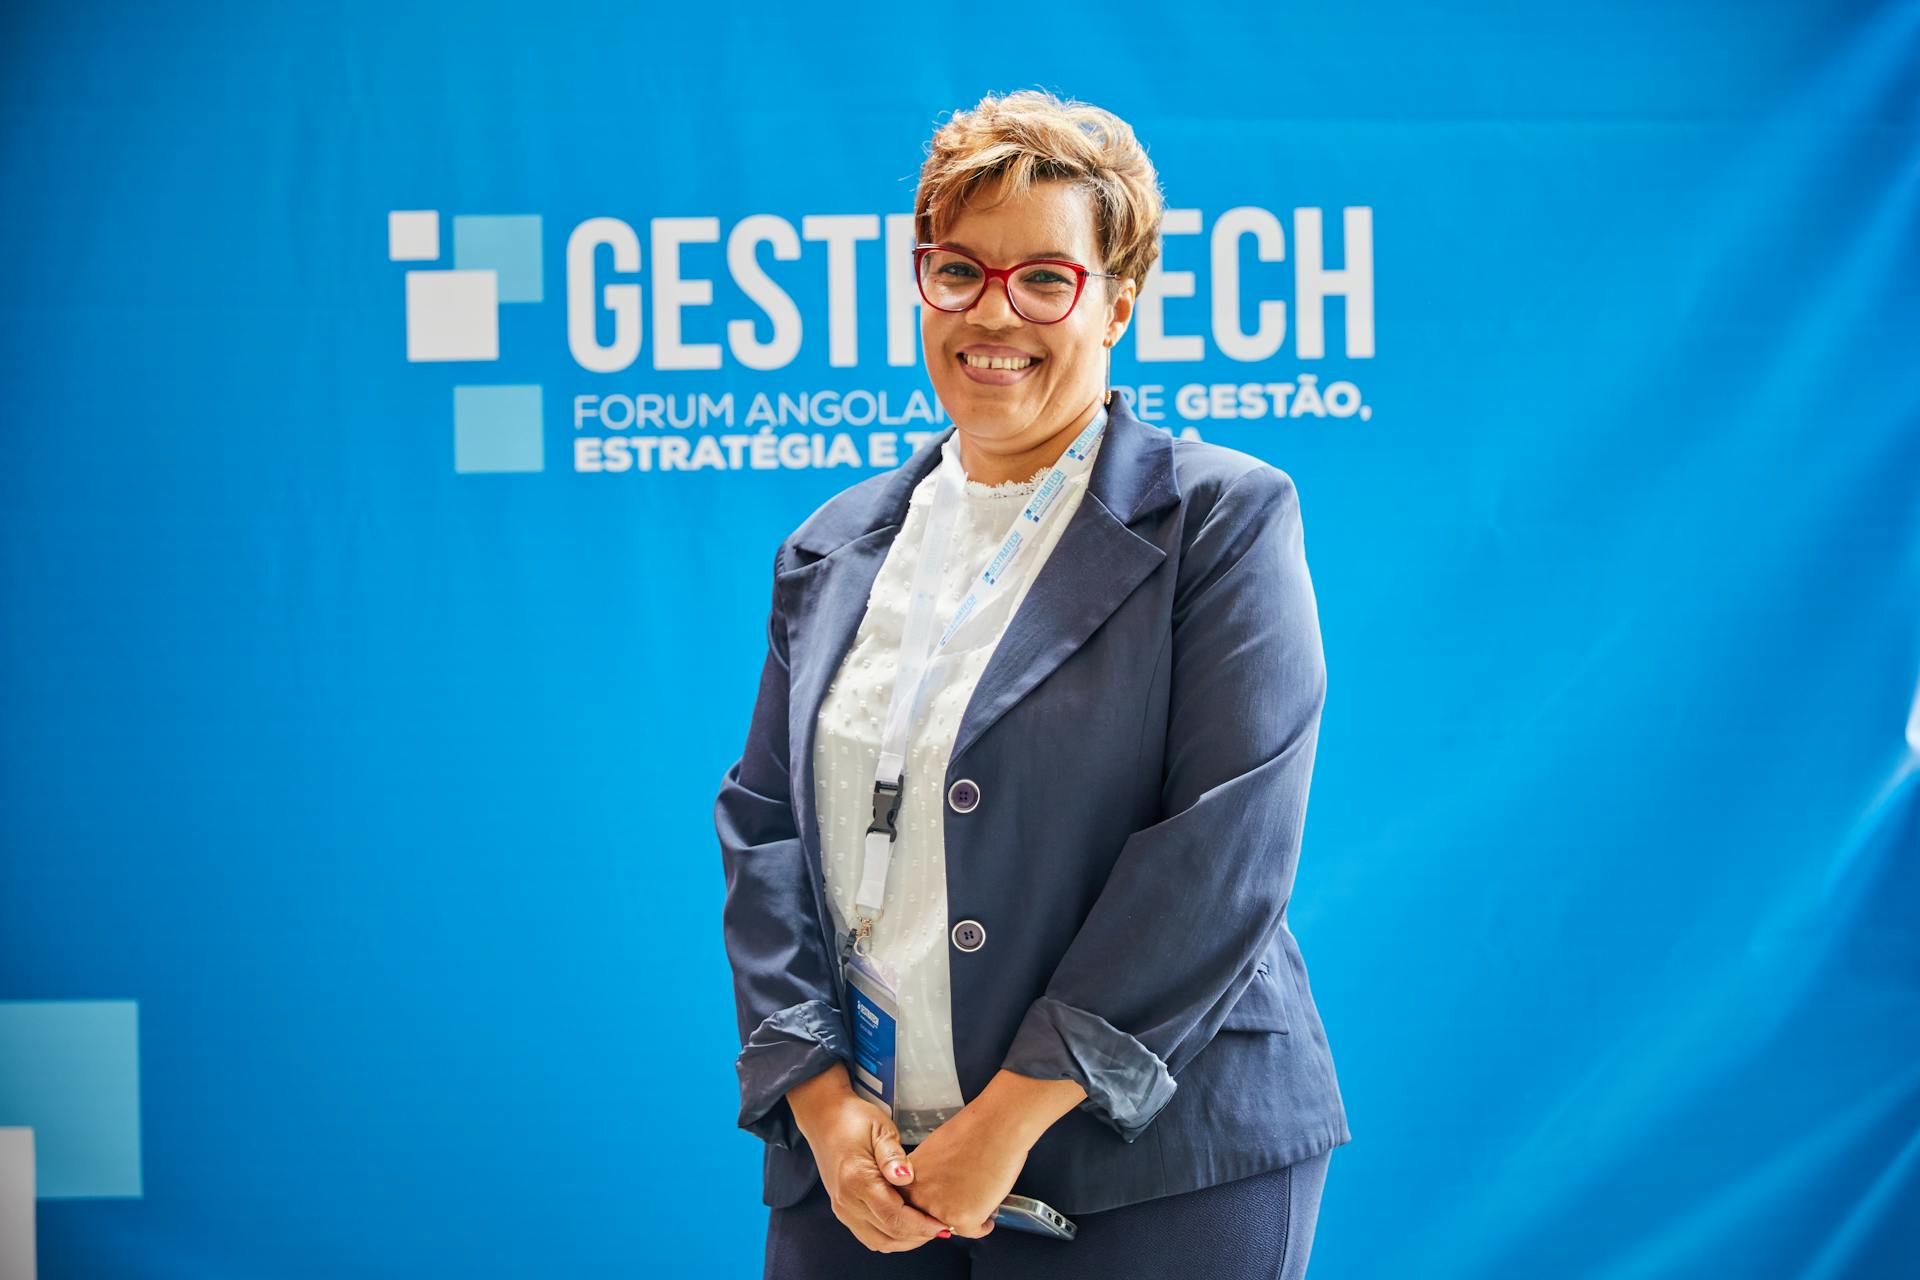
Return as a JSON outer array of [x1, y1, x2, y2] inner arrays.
[[950, 399, 1024, 431], [948, 384, 1035, 411]]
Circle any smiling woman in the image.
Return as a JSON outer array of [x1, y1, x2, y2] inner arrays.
[[719, 87, 1346, 1280]]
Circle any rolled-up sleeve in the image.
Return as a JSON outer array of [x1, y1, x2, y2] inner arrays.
[[1000, 465, 1327, 1142], [716, 544, 852, 1149]]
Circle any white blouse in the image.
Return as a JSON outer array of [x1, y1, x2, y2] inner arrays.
[[812, 413, 1106, 1144]]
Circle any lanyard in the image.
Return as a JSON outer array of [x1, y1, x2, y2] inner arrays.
[[845, 403, 1108, 960]]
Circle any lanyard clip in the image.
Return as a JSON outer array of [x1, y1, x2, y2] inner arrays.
[[866, 777, 902, 841], [843, 915, 874, 963]]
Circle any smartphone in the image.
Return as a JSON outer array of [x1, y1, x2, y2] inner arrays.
[[993, 1194, 1077, 1240]]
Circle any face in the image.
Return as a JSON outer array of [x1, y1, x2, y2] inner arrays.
[[921, 177, 1136, 448]]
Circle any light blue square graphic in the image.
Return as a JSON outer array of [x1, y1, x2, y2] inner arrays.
[[0, 1001, 143, 1198], [454, 384, 544, 473], [452, 214, 543, 303]]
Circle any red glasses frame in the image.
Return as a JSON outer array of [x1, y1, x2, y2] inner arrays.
[[912, 243, 1119, 325]]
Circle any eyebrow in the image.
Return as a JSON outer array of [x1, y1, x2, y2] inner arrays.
[[942, 241, 1081, 262]]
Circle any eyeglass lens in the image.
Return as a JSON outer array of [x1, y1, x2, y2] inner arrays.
[[918, 250, 1080, 322]]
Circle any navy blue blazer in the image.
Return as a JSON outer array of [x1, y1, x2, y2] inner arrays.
[[715, 391, 1349, 1215]]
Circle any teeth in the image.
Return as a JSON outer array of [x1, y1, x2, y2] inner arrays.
[[962, 353, 1036, 370]]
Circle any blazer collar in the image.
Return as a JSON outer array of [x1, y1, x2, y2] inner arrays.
[[778, 392, 1182, 871]]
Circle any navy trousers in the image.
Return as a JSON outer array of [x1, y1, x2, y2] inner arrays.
[[763, 1150, 1332, 1279]]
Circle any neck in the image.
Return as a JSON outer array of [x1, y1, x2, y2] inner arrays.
[[955, 394, 1108, 487]]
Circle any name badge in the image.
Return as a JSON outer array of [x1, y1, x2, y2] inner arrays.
[[842, 950, 900, 1114]]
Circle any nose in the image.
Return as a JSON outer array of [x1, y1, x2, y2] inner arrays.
[[965, 276, 1023, 328]]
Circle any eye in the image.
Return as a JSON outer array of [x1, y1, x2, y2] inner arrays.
[[936, 261, 981, 279], [1017, 266, 1075, 290]]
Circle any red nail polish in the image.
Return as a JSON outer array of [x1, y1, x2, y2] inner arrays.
[[937, 1229, 952, 1238], [892, 1164, 909, 1178]]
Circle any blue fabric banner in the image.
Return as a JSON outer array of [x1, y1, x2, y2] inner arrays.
[[2, 1, 1915, 1275]]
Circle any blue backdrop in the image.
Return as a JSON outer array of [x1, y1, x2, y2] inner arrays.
[[2, 2, 1916, 1276]]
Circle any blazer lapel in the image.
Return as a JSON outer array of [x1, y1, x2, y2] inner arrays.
[[776, 394, 1182, 867], [949, 396, 1180, 763]]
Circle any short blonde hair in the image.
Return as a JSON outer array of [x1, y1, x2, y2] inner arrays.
[[914, 89, 1165, 291]]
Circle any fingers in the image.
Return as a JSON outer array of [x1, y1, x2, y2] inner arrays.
[[858, 1176, 950, 1244], [833, 1187, 950, 1254], [946, 1213, 997, 1240], [833, 1204, 917, 1254], [872, 1127, 913, 1187], [826, 1146, 950, 1254]]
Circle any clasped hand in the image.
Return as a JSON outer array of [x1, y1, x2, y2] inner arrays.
[[795, 1082, 1026, 1253], [896, 1101, 1029, 1241]]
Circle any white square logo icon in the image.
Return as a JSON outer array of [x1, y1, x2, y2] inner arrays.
[[405, 270, 499, 362], [388, 210, 440, 261]]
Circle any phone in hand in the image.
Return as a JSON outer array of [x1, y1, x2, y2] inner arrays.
[[993, 1194, 1077, 1240]]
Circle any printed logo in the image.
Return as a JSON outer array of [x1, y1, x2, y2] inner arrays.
[[389, 210, 546, 474], [1024, 473, 1066, 523], [982, 531, 1024, 586], [388, 205, 1377, 478]]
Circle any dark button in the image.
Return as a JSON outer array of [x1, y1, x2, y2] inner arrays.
[[951, 919, 986, 953], [947, 778, 981, 813]]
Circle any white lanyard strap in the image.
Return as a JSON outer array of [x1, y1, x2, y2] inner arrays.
[[848, 404, 1108, 953]]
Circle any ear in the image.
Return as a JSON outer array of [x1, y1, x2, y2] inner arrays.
[[1105, 277, 1137, 348]]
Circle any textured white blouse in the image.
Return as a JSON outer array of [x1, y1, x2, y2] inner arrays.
[[812, 414, 1106, 1145]]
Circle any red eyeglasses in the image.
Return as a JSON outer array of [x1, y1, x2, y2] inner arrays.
[[913, 243, 1119, 324]]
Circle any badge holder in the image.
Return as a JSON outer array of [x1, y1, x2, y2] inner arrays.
[[842, 938, 900, 1115]]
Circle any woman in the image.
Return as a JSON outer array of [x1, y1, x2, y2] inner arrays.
[[717, 89, 1348, 1278]]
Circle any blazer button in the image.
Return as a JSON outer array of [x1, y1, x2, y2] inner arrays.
[[946, 778, 981, 813], [951, 919, 987, 953]]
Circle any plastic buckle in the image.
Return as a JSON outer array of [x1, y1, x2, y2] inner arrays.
[[867, 777, 902, 840]]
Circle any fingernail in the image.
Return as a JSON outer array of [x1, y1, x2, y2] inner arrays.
[[891, 1163, 909, 1178], [937, 1229, 952, 1238]]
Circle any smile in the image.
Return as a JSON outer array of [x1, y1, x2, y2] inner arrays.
[[956, 352, 1044, 385]]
